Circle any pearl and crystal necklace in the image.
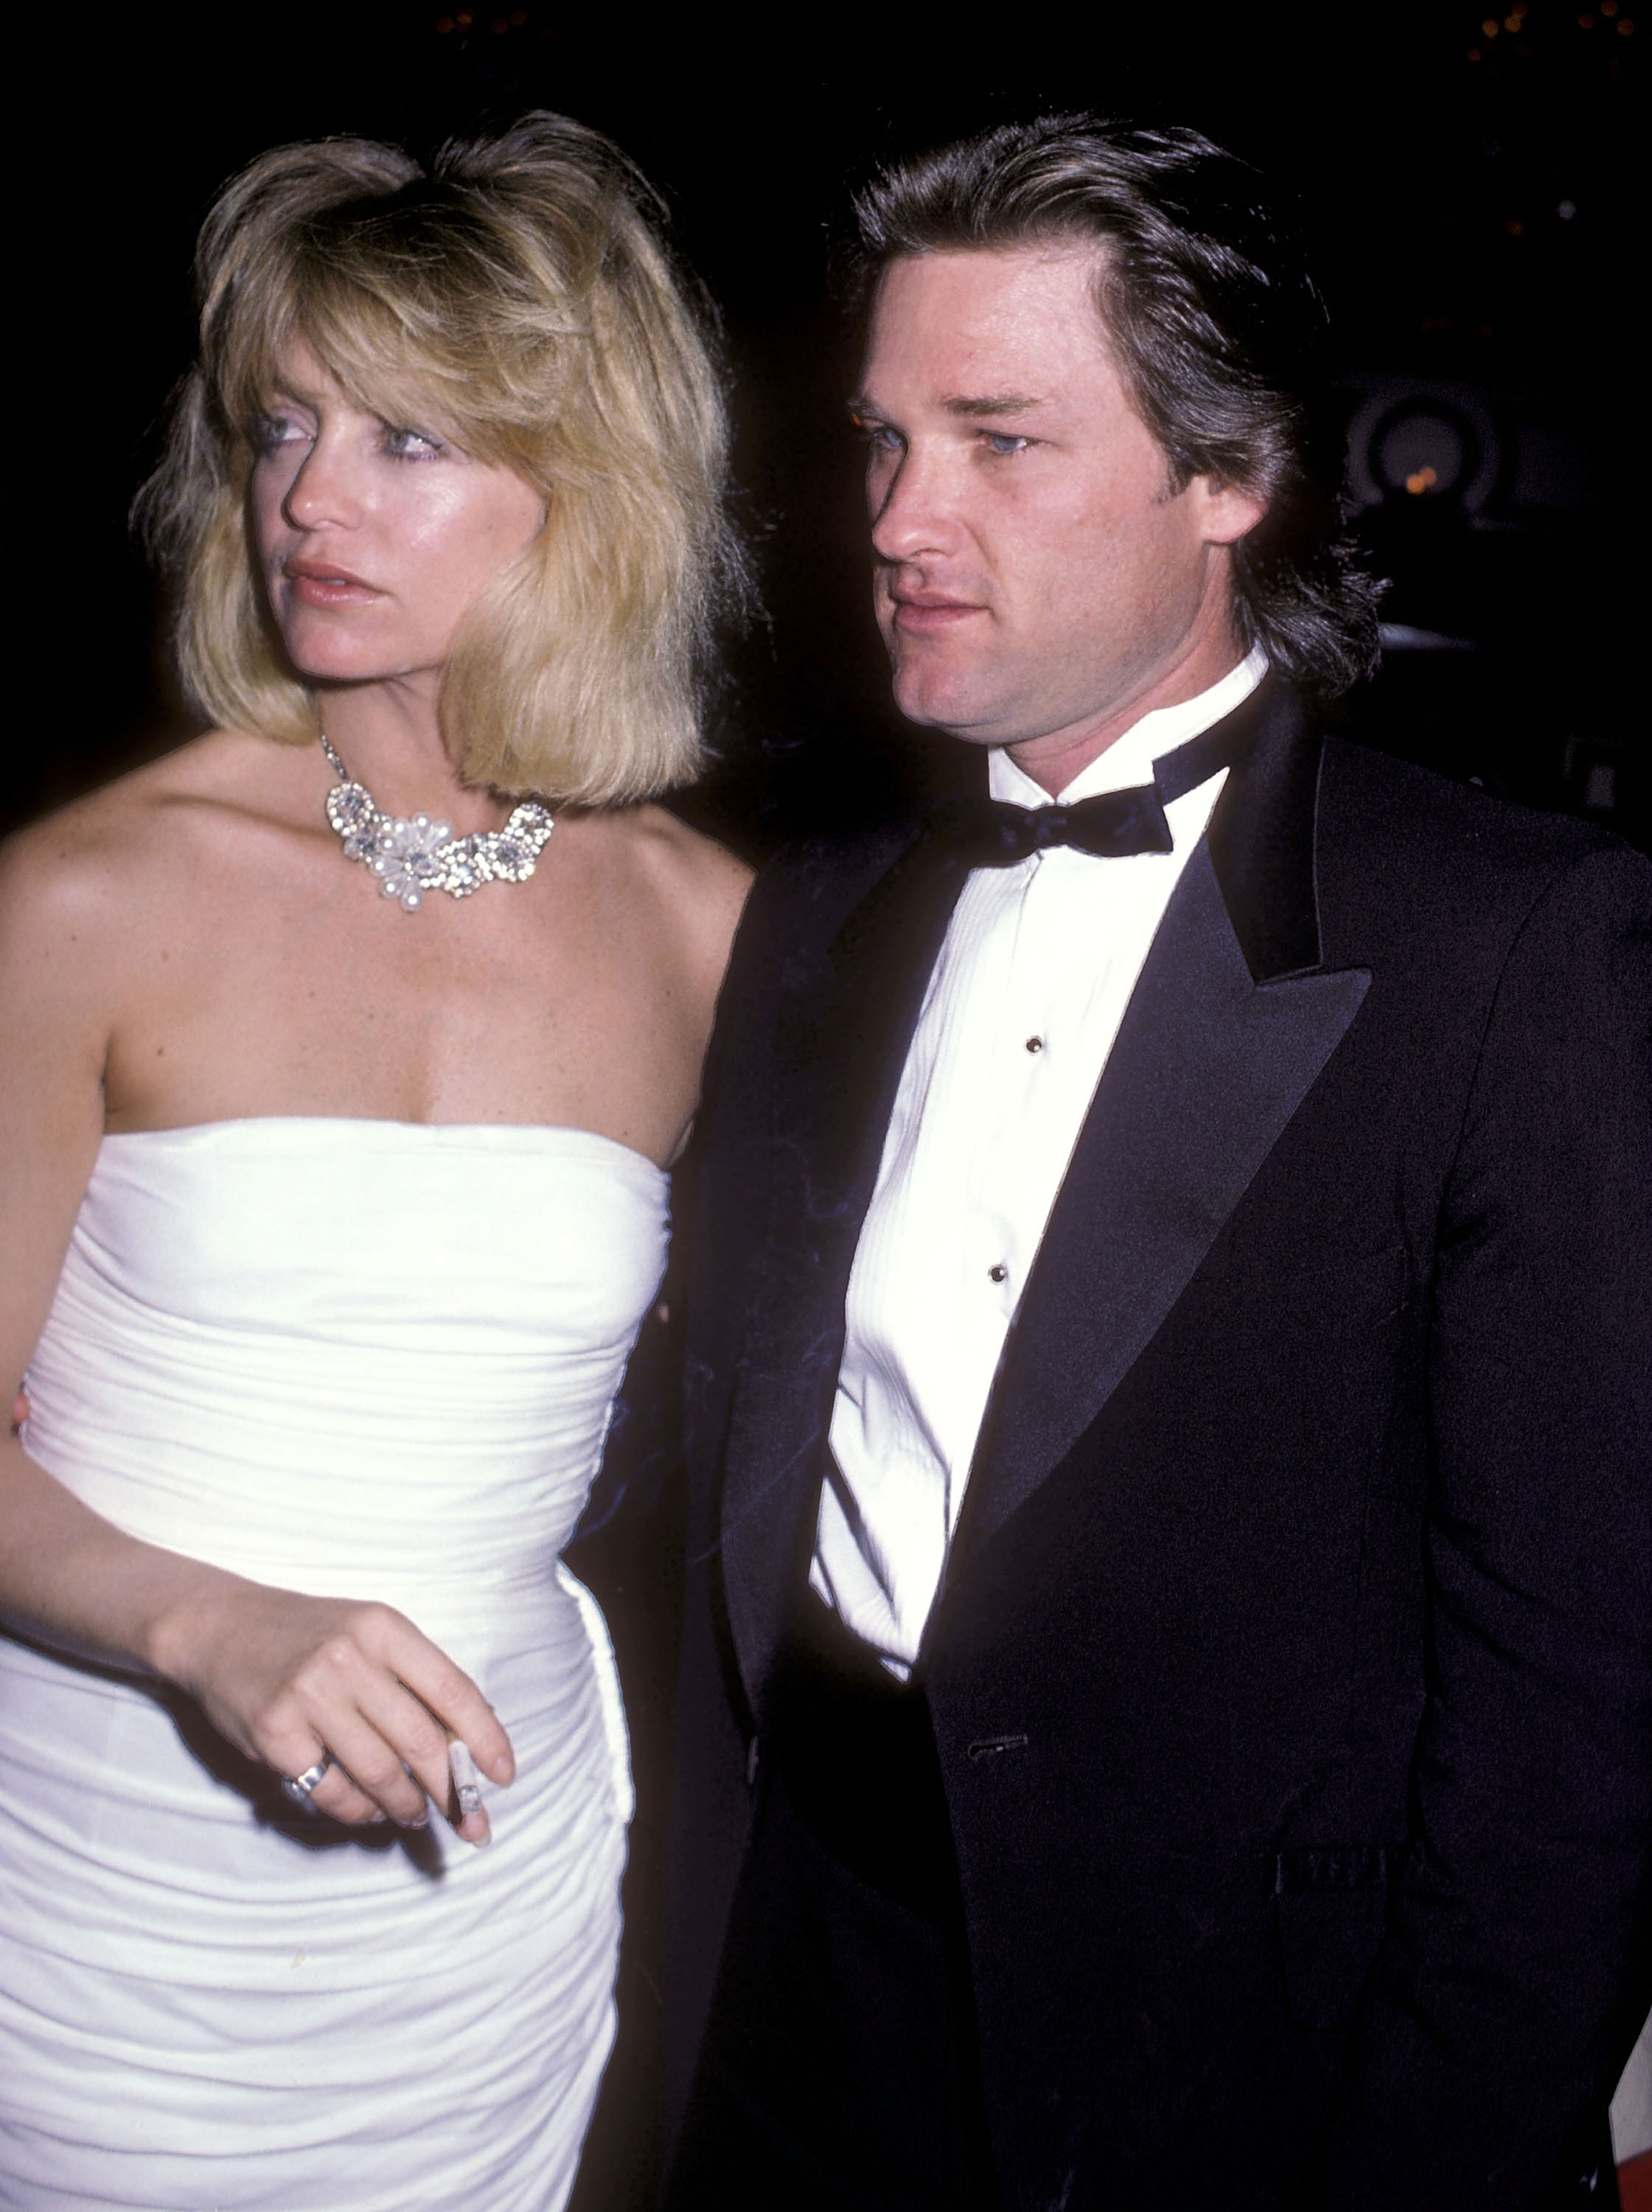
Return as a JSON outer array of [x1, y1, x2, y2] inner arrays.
[[319, 733, 554, 913]]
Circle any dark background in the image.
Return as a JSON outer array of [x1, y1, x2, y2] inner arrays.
[[17, 0, 1644, 852]]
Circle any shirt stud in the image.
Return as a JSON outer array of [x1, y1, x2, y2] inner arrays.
[[989, 1263, 1008, 1283], [1025, 1035, 1045, 1054]]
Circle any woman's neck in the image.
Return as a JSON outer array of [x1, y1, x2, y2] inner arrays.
[[313, 675, 510, 835]]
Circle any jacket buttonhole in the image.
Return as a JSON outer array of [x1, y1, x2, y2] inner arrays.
[[968, 1733, 1029, 1761]]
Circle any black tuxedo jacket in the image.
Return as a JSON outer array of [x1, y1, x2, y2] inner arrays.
[[650, 683, 1652, 2209]]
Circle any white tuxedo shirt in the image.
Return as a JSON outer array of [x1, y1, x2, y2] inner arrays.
[[811, 649, 1269, 1672]]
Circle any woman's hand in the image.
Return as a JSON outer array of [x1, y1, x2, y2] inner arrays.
[[4, 1400, 512, 1845], [153, 1580, 515, 1846], [4, 1402, 512, 1843]]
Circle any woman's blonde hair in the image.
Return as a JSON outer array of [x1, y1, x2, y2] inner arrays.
[[135, 114, 741, 804]]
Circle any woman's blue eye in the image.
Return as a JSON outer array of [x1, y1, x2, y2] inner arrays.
[[250, 414, 303, 455], [383, 425, 443, 459]]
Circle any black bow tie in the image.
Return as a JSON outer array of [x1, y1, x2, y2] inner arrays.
[[935, 714, 1242, 869], [946, 786, 1174, 868]]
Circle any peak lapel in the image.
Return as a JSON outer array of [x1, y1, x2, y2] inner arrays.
[[718, 825, 972, 1715], [947, 692, 1371, 1575]]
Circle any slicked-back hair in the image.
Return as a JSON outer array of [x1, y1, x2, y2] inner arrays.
[[135, 114, 743, 804], [854, 118, 1379, 697]]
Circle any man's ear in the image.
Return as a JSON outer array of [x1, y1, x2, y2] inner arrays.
[[1191, 475, 1269, 546]]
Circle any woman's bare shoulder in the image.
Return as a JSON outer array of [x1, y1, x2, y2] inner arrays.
[[558, 802, 753, 1006], [618, 804, 754, 927], [0, 731, 293, 955]]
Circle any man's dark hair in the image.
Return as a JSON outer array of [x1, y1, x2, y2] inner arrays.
[[854, 117, 1380, 697]]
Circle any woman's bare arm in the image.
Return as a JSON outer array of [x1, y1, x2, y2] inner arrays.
[[0, 817, 512, 1839]]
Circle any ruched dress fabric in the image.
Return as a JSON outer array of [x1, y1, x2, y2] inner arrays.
[[0, 1119, 669, 2212]]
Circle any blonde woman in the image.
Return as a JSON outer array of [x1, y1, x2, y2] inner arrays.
[[0, 116, 748, 2208]]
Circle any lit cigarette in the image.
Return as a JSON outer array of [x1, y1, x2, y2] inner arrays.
[[447, 1738, 483, 1820]]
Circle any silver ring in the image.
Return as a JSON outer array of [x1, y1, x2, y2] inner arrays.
[[281, 1754, 334, 1807]]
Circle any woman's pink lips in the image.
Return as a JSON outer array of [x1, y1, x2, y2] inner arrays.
[[284, 560, 380, 608]]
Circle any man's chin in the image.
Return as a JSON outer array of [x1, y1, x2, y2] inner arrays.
[[889, 667, 1008, 747]]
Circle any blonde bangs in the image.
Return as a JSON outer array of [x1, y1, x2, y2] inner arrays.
[[136, 116, 741, 803]]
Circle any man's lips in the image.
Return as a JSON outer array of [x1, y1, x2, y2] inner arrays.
[[282, 557, 380, 608], [888, 592, 986, 635]]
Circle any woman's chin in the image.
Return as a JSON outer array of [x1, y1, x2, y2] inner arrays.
[[280, 651, 424, 694]]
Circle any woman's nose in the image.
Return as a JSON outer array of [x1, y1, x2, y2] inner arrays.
[[282, 433, 364, 532]]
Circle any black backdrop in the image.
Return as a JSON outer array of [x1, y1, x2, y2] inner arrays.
[[18, 0, 1644, 852]]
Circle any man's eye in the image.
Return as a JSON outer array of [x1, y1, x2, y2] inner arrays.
[[851, 415, 902, 453], [982, 433, 1031, 456]]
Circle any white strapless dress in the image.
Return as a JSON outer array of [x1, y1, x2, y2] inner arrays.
[[0, 1119, 669, 2212]]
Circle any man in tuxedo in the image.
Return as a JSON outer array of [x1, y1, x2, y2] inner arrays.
[[652, 119, 1652, 2209]]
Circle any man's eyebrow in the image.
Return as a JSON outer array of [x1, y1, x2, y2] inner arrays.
[[941, 392, 1045, 418], [845, 392, 1048, 420]]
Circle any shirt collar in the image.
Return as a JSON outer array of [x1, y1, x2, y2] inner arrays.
[[987, 645, 1269, 810]]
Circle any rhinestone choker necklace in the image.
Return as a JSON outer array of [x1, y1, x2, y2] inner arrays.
[[320, 734, 554, 913]]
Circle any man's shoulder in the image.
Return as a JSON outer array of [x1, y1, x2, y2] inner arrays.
[[730, 812, 925, 975], [693, 810, 924, 1114], [756, 811, 927, 900], [1314, 734, 1649, 947]]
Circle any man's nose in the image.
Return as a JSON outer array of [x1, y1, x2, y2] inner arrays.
[[282, 432, 364, 532], [868, 442, 958, 566]]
